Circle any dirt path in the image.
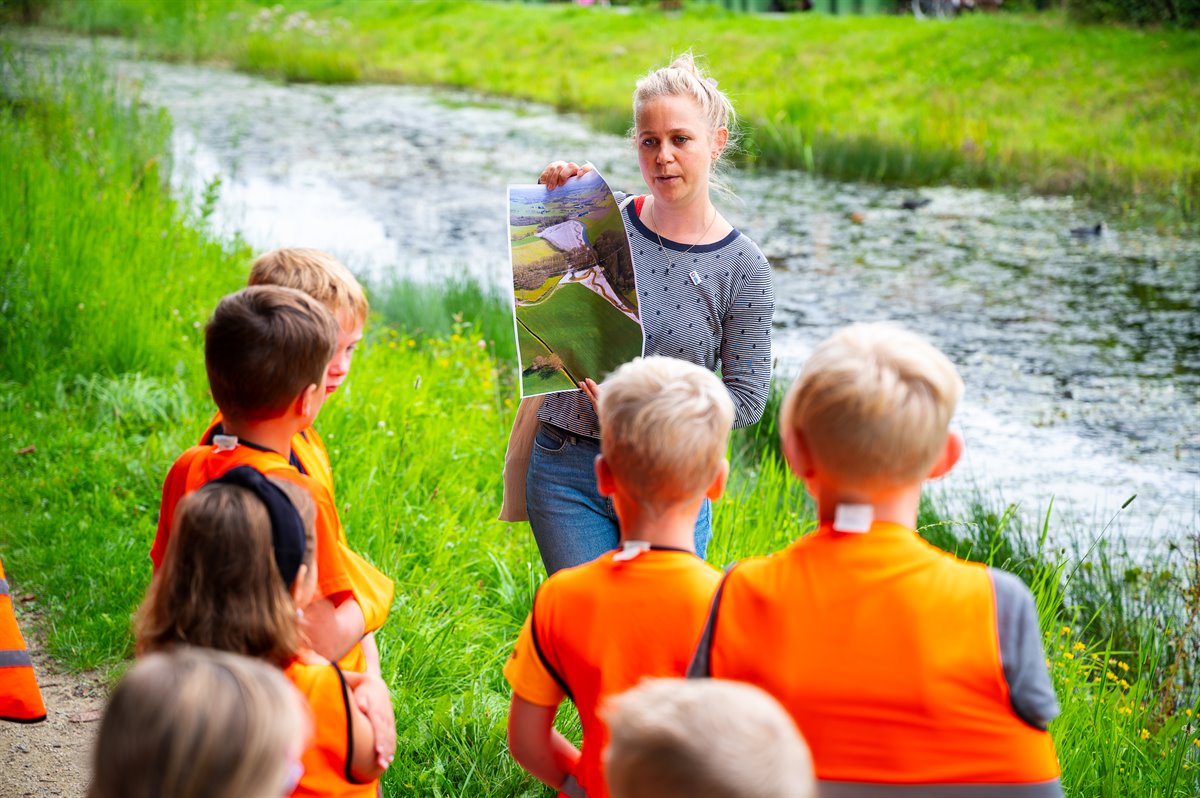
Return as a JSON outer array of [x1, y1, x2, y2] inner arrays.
[[0, 606, 105, 798]]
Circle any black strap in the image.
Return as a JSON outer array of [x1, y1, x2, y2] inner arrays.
[[686, 562, 740, 678], [331, 662, 366, 784], [529, 588, 574, 703], [208, 466, 306, 587], [203, 422, 308, 475]]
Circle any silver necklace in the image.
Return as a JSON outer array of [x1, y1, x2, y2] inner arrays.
[[648, 201, 717, 275]]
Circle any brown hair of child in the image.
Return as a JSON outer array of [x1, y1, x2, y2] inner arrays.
[[137, 477, 317, 669], [204, 285, 339, 422]]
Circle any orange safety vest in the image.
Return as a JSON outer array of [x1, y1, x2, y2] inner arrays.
[[699, 522, 1062, 798], [504, 548, 722, 798], [200, 415, 394, 638], [285, 658, 377, 798], [153, 441, 375, 672], [0, 558, 46, 723]]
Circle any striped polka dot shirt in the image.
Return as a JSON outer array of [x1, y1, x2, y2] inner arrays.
[[539, 196, 775, 439]]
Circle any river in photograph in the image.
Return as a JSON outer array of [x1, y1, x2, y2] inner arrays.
[[54, 43, 1198, 553]]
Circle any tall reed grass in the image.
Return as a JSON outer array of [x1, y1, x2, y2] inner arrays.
[[1, 44, 1197, 796]]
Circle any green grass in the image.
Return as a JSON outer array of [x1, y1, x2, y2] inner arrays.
[[516, 282, 644, 383], [1, 42, 1199, 797], [24, 0, 1200, 229]]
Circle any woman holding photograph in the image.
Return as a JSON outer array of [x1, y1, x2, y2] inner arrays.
[[522, 53, 775, 575]]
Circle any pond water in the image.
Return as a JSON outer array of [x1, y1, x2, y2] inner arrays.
[[78, 47, 1200, 550]]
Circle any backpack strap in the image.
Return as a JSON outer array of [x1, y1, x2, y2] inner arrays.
[[686, 561, 741, 679]]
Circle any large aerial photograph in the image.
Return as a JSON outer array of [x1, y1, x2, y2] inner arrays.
[[508, 168, 641, 397]]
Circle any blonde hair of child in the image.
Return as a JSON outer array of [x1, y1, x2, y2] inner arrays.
[[137, 477, 317, 669], [597, 356, 733, 509], [205, 285, 340, 423], [633, 52, 739, 166], [780, 322, 963, 490], [90, 647, 306, 798], [249, 247, 369, 327], [603, 678, 814, 798]]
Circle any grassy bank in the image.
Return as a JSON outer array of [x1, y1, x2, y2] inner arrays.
[[1, 45, 1198, 796], [24, 0, 1200, 229]]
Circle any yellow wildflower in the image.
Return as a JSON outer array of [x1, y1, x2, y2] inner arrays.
[[1119, 679, 1129, 689], [1063, 652, 1075, 661], [1118, 706, 1132, 716], [1186, 709, 1193, 718], [1140, 729, 1150, 741], [1118, 661, 1130, 672], [1060, 626, 1071, 635], [1073, 642, 1086, 651], [1194, 738, 1200, 749]]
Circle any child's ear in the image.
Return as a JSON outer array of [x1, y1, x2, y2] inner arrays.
[[781, 427, 814, 480], [706, 458, 729, 502], [290, 564, 310, 605], [297, 383, 319, 418], [927, 430, 964, 480], [595, 454, 616, 498]]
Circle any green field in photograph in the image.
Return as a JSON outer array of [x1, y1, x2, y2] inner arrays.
[[515, 274, 562, 303], [516, 282, 643, 385], [516, 322, 576, 394], [510, 235, 559, 268], [510, 223, 538, 240]]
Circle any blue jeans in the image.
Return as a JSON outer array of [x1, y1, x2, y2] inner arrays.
[[525, 423, 712, 575]]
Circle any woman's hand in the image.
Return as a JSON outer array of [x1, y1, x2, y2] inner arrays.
[[539, 161, 593, 191], [578, 378, 600, 407]]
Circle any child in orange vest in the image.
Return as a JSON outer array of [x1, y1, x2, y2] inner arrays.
[[197, 249, 392, 680], [139, 467, 393, 797], [504, 356, 732, 798], [90, 647, 309, 798], [689, 322, 1063, 796], [602, 678, 814, 798], [150, 286, 392, 766]]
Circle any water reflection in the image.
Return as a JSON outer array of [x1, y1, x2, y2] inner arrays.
[[103, 54, 1197, 548]]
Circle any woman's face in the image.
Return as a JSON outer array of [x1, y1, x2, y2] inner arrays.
[[635, 94, 727, 209]]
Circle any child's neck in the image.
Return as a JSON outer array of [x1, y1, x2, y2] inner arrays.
[[615, 499, 702, 552], [813, 484, 923, 531], [220, 415, 302, 458]]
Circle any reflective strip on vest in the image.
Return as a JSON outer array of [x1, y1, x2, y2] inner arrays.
[[0, 558, 47, 723], [818, 779, 1065, 798], [0, 650, 34, 668]]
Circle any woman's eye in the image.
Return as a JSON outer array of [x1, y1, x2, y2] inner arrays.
[[674, 136, 690, 145], [641, 138, 656, 148]]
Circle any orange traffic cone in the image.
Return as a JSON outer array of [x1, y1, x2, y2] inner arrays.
[[0, 557, 46, 723]]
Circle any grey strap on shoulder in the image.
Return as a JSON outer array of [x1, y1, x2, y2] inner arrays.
[[819, 780, 1063, 797], [617, 193, 637, 211], [560, 773, 588, 798], [990, 568, 1061, 729], [686, 563, 739, 678]]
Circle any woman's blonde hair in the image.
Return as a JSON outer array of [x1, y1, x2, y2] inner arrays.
[[90, 647, 306, 798], [136, 476, 317, 669], [633, 52, 739, 168]]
